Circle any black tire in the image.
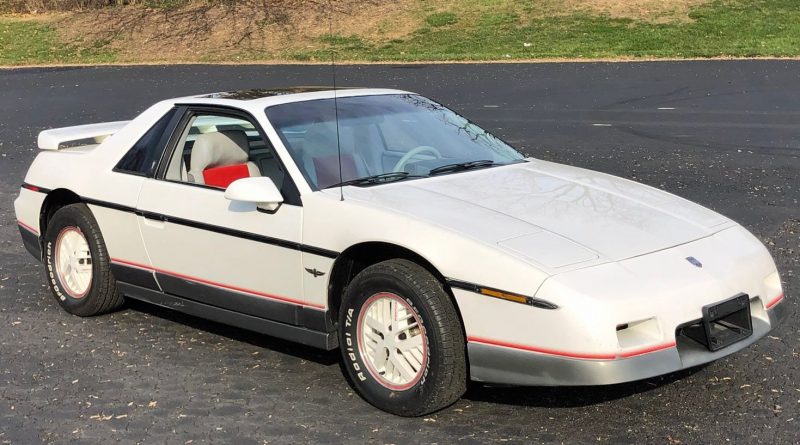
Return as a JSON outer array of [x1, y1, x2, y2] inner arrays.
[[43, 203, 123, 316], [338, 259, 467, 416]]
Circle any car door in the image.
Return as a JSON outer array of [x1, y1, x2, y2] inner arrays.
[[135, 106, 321, 327]]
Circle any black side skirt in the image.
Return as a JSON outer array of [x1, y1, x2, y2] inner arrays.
[[110, 264, 160, 290], [117, 282, 338, 350], [19, 225, 42, 262]]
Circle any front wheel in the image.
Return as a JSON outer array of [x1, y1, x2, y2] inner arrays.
[[338, 259, 467, 416]]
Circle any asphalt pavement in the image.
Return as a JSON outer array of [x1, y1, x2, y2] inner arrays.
[[0, 61, 798, 444]]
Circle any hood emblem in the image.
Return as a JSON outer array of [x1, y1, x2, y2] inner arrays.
[[686, 257, 703, 268]]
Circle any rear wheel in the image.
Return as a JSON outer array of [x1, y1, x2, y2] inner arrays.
[[43, 203, 123, 316], [338, 259, 467, 416]]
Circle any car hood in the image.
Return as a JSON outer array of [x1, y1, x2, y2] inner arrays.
[[342, 159, 733, 270]]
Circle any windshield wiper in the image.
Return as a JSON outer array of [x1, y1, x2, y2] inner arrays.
[[428, 159, 496, 176], [325, 172, 424, 188]]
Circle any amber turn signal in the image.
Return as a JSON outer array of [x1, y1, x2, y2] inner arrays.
[[479, 287, 530, 305]]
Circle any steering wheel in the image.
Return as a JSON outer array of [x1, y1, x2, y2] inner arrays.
[[392, 145, 443, 172]]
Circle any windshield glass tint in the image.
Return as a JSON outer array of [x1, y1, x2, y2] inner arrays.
[[265, 94, 525, 189]]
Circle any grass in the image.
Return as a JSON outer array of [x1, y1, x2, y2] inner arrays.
[[0, 18, 113, 65], [1, 0, 800, 65], [318, 0, 800, 61], [425, 12, 458, 28]]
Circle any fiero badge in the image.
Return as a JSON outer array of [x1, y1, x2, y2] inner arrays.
[[686, 256, 703, 268]]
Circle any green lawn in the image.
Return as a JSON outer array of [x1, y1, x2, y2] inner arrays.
[[296, 0, 800, 61], [0, 18, 113, 65], [1, 0, 799, 65]]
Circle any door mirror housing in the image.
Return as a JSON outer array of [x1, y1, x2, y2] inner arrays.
[[224, 177, 284, 212]]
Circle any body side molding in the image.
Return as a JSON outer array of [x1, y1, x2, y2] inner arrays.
[[117, 282, 338, 350], [22, 183, 339, 259], [111, 259, 334, 333]]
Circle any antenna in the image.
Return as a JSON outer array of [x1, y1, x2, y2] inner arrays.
[[329, 0, 344, 201]]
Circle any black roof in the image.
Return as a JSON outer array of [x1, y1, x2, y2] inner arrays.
[[199, 87, 359, 100]]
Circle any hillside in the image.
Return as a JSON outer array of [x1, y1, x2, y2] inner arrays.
[[1, 0, 799, 65]]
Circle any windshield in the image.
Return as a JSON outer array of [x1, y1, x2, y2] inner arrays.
[[265, 94, 525, 189]]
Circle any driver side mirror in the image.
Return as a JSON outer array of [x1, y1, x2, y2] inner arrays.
[[224, 177, 284, 212]]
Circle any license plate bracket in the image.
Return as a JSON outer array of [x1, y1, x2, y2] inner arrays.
[[680, 293, 753, 352]]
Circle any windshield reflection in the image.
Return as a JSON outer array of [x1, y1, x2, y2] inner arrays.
[[265, 94, 525, 189]]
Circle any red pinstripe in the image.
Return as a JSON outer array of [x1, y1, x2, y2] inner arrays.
[[468, 336, 678, 360], [467, 336, 617, 360], [617, 341, 677, 358], [766, 293, 784, 309], [17, 220, 39, 235]]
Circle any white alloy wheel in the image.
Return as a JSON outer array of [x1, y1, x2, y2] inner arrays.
[[54, 226, 93, 298], [357, 292, 429, 390]]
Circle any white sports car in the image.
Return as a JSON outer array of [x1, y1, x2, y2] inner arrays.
[[14, 88, 787, 416]]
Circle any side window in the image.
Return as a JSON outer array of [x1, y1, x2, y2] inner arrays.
[[163, 112, 292, 199], [115, 108, 178, 176]]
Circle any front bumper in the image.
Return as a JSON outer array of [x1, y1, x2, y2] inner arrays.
[[468, 301, 789, 386]]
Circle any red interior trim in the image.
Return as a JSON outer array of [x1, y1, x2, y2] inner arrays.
[[468, 336, 617, 360], [766, 293, 784, 309], [618, 341, 677, 359], [111, 258, 325, 309], [202, 164, 250, 189], [17, 220, 39, 235], [313, 154, 357, 189]]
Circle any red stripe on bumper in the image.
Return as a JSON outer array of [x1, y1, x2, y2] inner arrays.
[[17, 220, 39, 235], [467, 336, 617, 360], [617, 341, 677, 358], [766, 293, 784, 309], [468, 336, 678, 360], [111, 258, 325, 310]]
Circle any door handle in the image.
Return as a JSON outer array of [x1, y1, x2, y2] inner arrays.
[[142, 218, 165, 229], [138, 210, 166, 228]]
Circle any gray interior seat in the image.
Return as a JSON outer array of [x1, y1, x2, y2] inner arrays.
[[187, 130, 260, 184]]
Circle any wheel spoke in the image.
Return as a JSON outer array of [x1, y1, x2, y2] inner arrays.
[[364, 314, 389, 334], [389, 353, 416, 381], [400, 320, 419, 333], [61, 233, 75, 254], [384, 299, 393, 331], [399, 348, 422, 372], [363, 327, 383, 345], [398, 311, 415, 322], [397, 333, 423, 353], [78, 268, 92, 289]]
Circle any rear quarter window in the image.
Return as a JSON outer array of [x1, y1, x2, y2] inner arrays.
[[115, 108, 178, 176]]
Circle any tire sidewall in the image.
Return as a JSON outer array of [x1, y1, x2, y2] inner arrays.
[[339, 269, 447, 413], [44, 206, 104, 313]]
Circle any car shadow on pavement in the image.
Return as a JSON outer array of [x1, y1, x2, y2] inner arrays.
[[463, 366, 708, 408], [125, 299, 341, 366], [124, 299, 708, 410]]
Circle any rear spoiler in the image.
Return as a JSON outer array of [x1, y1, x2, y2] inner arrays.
[[38, 121, 130, 150]]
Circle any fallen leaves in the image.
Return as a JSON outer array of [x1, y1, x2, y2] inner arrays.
[[88, 414, 113, 421]]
